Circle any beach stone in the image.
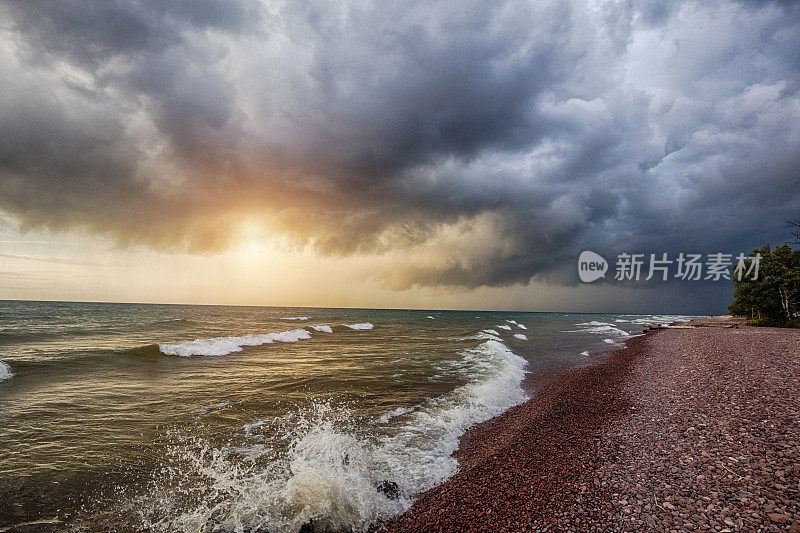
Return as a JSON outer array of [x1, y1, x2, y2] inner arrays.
[[768, 513, 789, 524]]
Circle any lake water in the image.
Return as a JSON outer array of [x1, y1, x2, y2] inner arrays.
[[0, 301, 695, 532]]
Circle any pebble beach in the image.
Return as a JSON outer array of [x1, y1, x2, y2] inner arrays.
[[381, 320, 800, 532]]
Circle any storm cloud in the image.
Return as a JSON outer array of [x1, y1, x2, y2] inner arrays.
[[1, 0, 799, 290]]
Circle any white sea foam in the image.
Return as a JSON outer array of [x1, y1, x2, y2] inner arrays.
[[496, 324, 512, 330], [427, 316, 434, 319], [142, 337, 528, 533], [345, 323, 374, 330], [281, 317, 310, 321], [310, 325, 333, 333], [0, 361, 13, 382], [572, 316, 697, 338], [625, 314, 697, 326], [159, 328, 312, 357], [505, 320, 518, 324], [576, 320, 615, 327], [517, 323, 527, 330], [377, 406, 414, 424], [580, 350, 591, 357], [571, 321, 630, 337], [603, 338, 617, 344], [513, 333, 528, 340], [449, 331, 502, 343]]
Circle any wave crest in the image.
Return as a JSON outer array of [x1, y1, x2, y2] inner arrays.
[[159, 328, 312, 357], [344, 323, 373, 330]]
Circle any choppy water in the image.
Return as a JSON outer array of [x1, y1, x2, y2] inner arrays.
[[0, 301, 696, 532]]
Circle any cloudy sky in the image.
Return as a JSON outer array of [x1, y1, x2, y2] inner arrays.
[[1, 0, 799, 313]]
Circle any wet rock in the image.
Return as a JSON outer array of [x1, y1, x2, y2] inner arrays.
[[378, 480, 400, 500]]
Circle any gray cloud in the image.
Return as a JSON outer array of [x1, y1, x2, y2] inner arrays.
[[1, 0, 799, 309]]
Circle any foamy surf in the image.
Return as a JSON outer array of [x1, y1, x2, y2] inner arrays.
[[571, 321, 631, 337], [310, 325, 333, 333], [345, 323, 374, 330], [141, 336, 528, 533], [0, 360, 13, 382], [159, 328, 312, 357], [514, 333, 528, 340], [280, 317, 310, 321]]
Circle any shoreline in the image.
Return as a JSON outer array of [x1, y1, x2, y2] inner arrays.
[[380, 321, 800, 531]]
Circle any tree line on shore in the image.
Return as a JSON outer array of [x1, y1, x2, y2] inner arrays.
[[728, 218, 800, 327]]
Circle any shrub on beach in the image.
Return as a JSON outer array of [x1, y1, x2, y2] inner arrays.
[[746, 317, 790, 328]]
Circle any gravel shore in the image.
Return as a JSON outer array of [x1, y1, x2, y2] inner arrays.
[[380, 324, 800, 532]]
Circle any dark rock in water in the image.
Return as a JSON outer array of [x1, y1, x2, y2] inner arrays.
[[299, 518, 315, 533], [377, 480, 400, 500]]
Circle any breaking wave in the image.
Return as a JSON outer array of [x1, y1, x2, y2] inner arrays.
[[344, 323, 374, 330], [568, 315, 697, 349], [571, 321, 631, 337], [140, 337, 527, 532], [159, 329, 312, 357], [310, 325, 333, 333], [623, 314, 697, 326], [280, 317, 310, 321]]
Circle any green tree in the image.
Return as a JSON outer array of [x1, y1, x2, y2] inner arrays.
[[729, 244, 800, 326]]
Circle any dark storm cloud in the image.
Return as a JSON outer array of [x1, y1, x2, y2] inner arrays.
[[1, 0, 799, 298]]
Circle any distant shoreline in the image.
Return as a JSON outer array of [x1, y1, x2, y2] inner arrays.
[[381, 318, 800, 531]]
